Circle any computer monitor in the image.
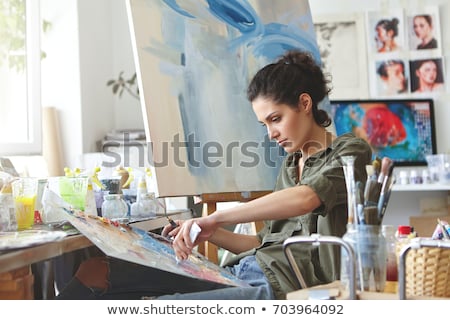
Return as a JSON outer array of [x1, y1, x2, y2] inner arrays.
[[328, 99, 437, 166]]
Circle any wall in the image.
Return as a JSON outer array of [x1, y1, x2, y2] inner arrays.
[[44, 0, 450, 162], [310, 0, 450, 154], [40, 0, 84, 169], [41, 0, 143, 169], [310, 0, 450, 228]]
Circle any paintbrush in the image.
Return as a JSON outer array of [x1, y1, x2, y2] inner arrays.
[[378, 157, 393, 184], [364, 164, 380, 207], [372, 157, 381, 178], [355, 180, 365, 224], [364, 206, 379, 225], [342, 157, 356, 225], [437, 218, 450, 240], [377, 163, 395, 224]]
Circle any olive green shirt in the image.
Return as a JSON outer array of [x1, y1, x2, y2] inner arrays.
[[226, 133, 372, 299]]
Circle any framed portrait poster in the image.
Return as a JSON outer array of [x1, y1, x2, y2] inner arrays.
[[313, 13, 369, 99]]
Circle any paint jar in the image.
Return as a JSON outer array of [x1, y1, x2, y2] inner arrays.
[[409, 170, 422, 184], [426, 154, 450, 183], [101, 194, 128, 221], [12, 177, 38, 230], [422, 169, 431, 184], [100, 177, 122, 195], [58, 176, 88, 211], [398, 170, 409, 185], [382, 224, 398, 293]]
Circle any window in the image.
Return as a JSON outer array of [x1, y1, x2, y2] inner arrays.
[[0, 0, 41, 156]]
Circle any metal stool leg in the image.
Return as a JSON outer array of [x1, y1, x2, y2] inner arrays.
[[283, 234, 357, 300]]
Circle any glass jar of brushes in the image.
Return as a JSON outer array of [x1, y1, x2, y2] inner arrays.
[[340, 156, 389, 293], [340, 223, 387, 292]]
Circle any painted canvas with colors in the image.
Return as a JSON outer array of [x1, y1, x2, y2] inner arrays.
[[65, 210, 250, 287], [127, 0, 320, 197]]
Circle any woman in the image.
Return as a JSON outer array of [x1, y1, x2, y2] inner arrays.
[[376, 60, 407, 95], [412, 59, 444, 93], [57, 50, 372, 300], [413, 14, 437, 50], [375, 18, 400, 53]]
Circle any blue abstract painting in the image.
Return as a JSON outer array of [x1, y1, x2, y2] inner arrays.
[[127, 0, 320, 197]]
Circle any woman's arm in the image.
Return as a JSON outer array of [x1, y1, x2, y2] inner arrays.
[[208, 228, 261, 254], [170, 185, 321, 260], [209, 185, 321, 227]]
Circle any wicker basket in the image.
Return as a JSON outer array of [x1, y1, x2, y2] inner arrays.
[[397, 240, 450, 298]]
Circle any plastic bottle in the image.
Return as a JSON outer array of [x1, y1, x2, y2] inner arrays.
[[382, 225, 398, 293], [130, 177, 156, 219], [84, 181, 97, 216], [395, 225, 412, 270], [0, 177, 16, 231]]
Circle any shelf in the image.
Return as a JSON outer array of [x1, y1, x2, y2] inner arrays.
[[392, 183, 450, 191]]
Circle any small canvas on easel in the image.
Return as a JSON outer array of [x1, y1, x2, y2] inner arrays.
[[64, 210, 249, 287], [126, 0, 320, 197]]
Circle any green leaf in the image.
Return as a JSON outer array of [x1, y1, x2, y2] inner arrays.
[[112, 83, 120, 94]]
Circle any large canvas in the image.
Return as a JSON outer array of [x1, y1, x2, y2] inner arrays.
[[126, 0, 320, 197]]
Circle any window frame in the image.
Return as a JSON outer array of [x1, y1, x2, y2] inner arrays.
[[0, 0, 42, 156]]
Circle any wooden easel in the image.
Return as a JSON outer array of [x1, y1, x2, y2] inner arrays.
[[194, 191, 271, 264]]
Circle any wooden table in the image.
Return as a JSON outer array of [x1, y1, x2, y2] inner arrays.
[[0, 233, 93, 299], [0, 233, 93, 275], [0, 210, 193, 299]]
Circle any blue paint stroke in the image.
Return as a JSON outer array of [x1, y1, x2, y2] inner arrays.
[[206, 0, 257, 33], [241, 22, 320, 62], [161, 0, 195, 18]]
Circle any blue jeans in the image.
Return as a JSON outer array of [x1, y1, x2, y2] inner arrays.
[[57, 255, 275, 300]]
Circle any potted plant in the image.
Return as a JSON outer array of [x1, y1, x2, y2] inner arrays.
[[106, 71, 139, 100]]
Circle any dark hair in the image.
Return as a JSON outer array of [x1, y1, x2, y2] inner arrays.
[[246, 50, 332, 127], [377, 60, 405, 77], [376, 18, 399, 37], [410, 58, 443, 91], [414, 14, 433, 27]]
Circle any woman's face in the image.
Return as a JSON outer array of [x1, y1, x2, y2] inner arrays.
[[385, 63, 406, 92], [413, 16, 431, 40], [416, 61, 437, 84], [252, 96, 311, 153], [376, 26, 389, 42]]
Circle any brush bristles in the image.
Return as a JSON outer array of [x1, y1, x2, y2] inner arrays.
[[366, 165, 374, 177]]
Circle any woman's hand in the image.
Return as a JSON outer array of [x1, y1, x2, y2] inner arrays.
[[170, 217, 218, 261], [161, 219, 183, 239]]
